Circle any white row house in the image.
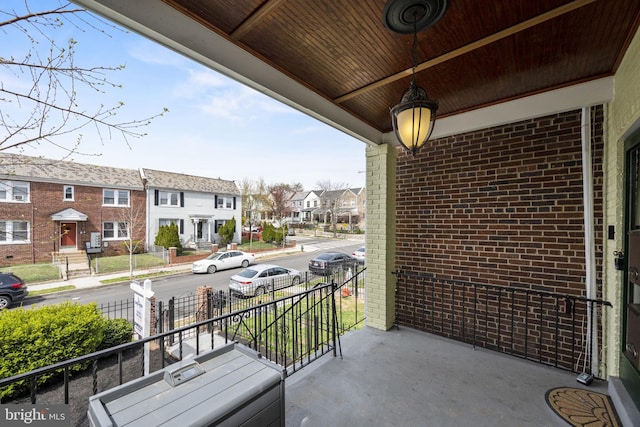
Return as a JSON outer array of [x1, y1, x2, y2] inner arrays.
[[141, 169, 241, 249]]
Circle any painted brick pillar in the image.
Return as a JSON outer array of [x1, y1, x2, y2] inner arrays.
[[148, 297, 157, 337], [196, 286, 212, 333], [365, 143, 397, 330]]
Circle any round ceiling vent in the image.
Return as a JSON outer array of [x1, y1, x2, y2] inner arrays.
[[382, 0, 448, 34]]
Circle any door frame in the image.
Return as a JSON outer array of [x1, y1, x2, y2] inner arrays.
[[621, 128, 640, 406], [60, 222, 77, 249]]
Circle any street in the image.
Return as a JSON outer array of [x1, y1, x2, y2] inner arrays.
[[21, 238, 364, 309]]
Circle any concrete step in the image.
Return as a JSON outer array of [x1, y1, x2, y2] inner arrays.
[[54, 251, 88, 265]]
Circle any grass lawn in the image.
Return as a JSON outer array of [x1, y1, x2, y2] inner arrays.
[[91, 254, 167, 274], [237, 240, 282, 251], [0, 263, 61, 283]]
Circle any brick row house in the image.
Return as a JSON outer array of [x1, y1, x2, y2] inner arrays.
[[0, 154, 241, 266]]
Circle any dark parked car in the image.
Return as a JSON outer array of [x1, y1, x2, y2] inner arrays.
[[309, 252, 358, 276], [0, 272, 28, 309]]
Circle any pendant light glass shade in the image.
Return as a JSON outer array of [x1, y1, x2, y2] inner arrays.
[[390, 81, 438, 156]]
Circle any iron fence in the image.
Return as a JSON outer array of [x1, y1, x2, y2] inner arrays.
[[1, 270, 366, 427], [393, 271, 612, 376], [151, 267, 365, 336]]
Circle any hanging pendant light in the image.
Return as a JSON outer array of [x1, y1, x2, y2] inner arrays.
[[383, 0, 448, 156]]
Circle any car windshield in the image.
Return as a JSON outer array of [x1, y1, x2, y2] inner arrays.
[[206, 253, 224, 260], [316, 253, 336, 260], [237, 268, 259, 278]]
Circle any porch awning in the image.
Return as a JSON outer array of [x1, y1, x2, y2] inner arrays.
[[50, 208, 88, 221]]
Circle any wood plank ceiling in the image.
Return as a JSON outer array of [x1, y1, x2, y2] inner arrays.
[[164, 0, 639, 135]]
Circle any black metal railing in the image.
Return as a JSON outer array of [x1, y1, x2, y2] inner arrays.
[[99, 298, 136, 322], [1, 271, 366, 427], [151, 267, 366, 336], [393, 271, 611, 376]]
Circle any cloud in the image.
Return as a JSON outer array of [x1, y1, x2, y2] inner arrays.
[[199, 84, 294, 121], [127, 39, 187, 67]]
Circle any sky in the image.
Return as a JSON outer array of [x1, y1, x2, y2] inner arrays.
[[0, 0, 366, 191]]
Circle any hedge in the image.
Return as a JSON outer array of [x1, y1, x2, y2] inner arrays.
[[0, 302, 132, 400]]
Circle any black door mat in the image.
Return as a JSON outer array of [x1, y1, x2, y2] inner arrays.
[[545, 387, 622, 427]]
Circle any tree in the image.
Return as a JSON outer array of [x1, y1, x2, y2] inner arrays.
[[240, 177, 267, 230], [267, 183, 293, 224], [0, 1, 166, 157], [154, 222, 181, 253], [316, 180, 349, 238], [240, 178, 269, 250], [218, 217, 235, 247], [115, 200, 146, 279]]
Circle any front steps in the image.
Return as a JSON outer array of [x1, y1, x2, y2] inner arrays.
[[53, 250, 91, 280]]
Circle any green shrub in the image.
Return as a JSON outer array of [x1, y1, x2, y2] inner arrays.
[[98, 318, 133, 350], [261, 223, 285, 243], [218, 217, 236, 246], [154, 222, 182, 254], [0, 302, 105, 400]]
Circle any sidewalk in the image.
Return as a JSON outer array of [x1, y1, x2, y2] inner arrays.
[[27, 235, 364, 293]]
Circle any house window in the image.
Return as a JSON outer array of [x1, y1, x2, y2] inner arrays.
[[103, 221, 129, 240], [64, 185, 74, 201], [0, 181, 30, 202], [216, 197, 234, 209], [103, 189, 130, 206], [159, 218, 184, 234], [0, 220, 30, 243], [159, 191, 179, 206], [215, 219, 229, 233], [159, 218, 179, 227]]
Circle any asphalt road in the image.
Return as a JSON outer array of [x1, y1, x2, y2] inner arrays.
[[21, 239, 364, 309]]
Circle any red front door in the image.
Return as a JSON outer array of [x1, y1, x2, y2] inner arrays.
[[60, 222, 77, 248]]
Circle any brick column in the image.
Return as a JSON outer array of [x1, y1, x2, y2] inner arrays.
[[365, 143, 397, 330], [148, 296, 157, 337], [196, 286, 212, 333]]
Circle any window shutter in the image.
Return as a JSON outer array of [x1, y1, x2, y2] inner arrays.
[[233, 197, 236, 209], [154, 189, 159, 206], [180, 192, 184, 207], [214, 195, 218, 209], [179, 219, 184, 234]]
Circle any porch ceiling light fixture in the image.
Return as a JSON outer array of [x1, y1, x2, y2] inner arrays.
[[383, 0, 447, 156]]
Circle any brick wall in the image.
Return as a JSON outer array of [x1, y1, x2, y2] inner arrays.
[[395, 108, 604, 328], [0, 182, 147, 266]]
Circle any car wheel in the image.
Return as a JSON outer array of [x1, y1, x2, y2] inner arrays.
[[254, 286, 266, 296], [241, 259, 250, 268], [207, 265, 217, 274], [291, 276, 300, 286], [0, 295, 10, 310]]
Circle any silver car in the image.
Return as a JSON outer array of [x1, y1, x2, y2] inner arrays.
[[229, 263, 301, 297]]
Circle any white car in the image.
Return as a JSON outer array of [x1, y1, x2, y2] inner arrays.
[[229, 264, 301, 297], [191, 250, 256, 274], [352, 247, 365, 263]]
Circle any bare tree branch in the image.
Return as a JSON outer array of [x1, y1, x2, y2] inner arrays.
[[0, 1, 167, 158]]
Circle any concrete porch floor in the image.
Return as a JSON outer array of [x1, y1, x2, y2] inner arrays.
[[285, 326, 612, 427]]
